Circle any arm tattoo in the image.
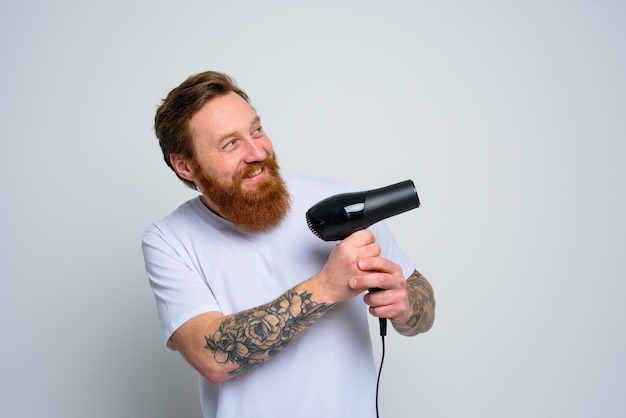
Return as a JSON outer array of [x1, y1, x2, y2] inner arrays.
[[393, 269, 436, 336], [204, 289, 334, 377]]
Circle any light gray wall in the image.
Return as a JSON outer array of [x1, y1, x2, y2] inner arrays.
[[2, 1, 624, 417]]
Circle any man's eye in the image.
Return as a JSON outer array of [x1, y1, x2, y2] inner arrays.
[[252, 127, 263, 137], [224, 139, 238, 149]]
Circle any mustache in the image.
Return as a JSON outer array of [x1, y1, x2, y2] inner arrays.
[[234, 155, 279, 183]]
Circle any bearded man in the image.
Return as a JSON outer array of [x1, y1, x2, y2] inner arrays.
[[142, 70, 435, 418]]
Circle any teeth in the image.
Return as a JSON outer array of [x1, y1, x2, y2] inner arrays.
[[246, 167, 262, 178]]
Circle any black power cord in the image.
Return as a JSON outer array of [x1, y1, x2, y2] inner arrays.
[[375, 318, 387, 418]]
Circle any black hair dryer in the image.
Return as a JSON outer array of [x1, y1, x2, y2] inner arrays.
[[306, 179, 420, 241], [305, 179, 420, 336]]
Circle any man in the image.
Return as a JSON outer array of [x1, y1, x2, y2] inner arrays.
[[142, 70, 435, 418]]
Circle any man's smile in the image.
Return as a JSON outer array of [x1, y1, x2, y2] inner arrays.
[[245, 166, 263, 179]]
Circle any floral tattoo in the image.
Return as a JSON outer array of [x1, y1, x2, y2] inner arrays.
[[204, 289, 334, 376]]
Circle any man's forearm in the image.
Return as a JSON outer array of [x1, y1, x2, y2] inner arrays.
[[204, 285, 335, 379], [392, 269, 436, 336]]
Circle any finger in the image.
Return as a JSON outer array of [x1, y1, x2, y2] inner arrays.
[[342, 229, 376, 247], [365, 289, 407, 321], [350, 271, 389, 291], [352, 268, 406, 291], [369, 304, 399, 320], [357, 256, 396, 274]]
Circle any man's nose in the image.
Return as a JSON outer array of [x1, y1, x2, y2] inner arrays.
[[243, 137, 268, 162]]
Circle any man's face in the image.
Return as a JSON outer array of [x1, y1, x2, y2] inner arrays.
[[179, 91, 291, 232]]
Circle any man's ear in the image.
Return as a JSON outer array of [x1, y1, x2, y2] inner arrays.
[[169, 154, 196, 182]]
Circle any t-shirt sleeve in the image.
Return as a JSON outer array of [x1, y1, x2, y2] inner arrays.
[[142, 224, 221, 350], [370, 221, 416, 279]]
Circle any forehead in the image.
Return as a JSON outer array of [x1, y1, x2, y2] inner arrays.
[[188, 91, 257, 143]]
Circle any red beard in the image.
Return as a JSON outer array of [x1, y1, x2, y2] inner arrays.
[[192, 154, 291, 233]]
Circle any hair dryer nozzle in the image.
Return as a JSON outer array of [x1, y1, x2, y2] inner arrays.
[[306, 180, 420, 241]]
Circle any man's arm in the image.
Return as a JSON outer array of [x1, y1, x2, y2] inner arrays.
[[391, 269, 435, 336], [169, 229, 382, 384], [170, 280, 335, 384]]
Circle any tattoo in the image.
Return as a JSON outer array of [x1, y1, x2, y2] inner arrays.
[[394, 269, 435, 336], [204, 289, 334, 376]]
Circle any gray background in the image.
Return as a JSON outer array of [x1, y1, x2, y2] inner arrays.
[[2, 1, 625, 417]]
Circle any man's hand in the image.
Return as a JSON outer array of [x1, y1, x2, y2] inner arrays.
[[350, 252, 409, 323], [309, 229, 382, 304], [351, 255, 435, 336]]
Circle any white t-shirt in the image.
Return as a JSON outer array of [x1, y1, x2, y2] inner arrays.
[[142, 175, 415, 418]]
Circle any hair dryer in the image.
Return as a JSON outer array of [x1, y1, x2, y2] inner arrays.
[[306, 179, 420, 241], [306, 180, 420, 337]]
